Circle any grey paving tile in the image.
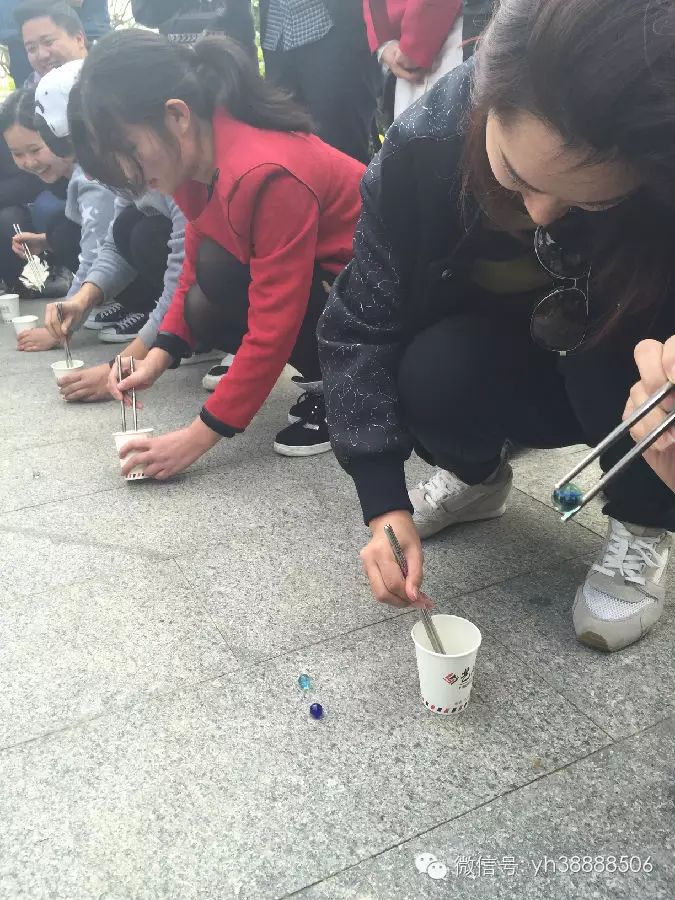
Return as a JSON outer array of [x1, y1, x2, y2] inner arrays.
[[0, 560, 237, 748], [0, 520, 164, 597], [0, 617, 607, 900], [298, 715, 675, 900], [454, 558, 675, 739]]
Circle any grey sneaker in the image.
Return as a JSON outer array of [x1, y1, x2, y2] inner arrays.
[[409, 464, 513, 539], [574, 518, 671, 652]]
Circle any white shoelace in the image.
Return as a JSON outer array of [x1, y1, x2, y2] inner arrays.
[[420, 470, 465, 509], [592, 520, 666, 587]]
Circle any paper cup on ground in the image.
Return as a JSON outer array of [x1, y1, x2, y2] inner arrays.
[[412, 614, 482, 715], [12, 314, 38, 336], [0, 294, 20, 323], [113, 428, 154, 481], [51, 360, 84, 383]]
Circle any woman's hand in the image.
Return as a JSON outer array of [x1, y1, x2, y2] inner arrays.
[[380, 41, 427, 83], [119, 418, 220, 480], [360, 510, 431, 609], [16, 326, 59, 352], [12, 231, 47, 259], [108, 348, 171, 405], [44, 296, 89, 343], [624, 337, 675, 491], [58, 363, 113, 402]]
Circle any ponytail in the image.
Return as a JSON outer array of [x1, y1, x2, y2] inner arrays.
[[73, 29, 313, 193]]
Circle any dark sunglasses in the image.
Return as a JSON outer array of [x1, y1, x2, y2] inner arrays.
[[531, 226, 591, 354]]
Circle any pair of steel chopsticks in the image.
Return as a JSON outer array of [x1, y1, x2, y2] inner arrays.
[[556, 380, 675, 522], [56, 302, 73, 368], [116, 355, 138, 432], [12, 223, 46, 289], [384, 524, 446, 654]]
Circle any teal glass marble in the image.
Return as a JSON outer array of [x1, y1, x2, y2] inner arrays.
[[298, 674, 311, 691], [553, 482, 583, 513]]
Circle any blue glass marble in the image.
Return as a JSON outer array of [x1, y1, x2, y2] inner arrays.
[[552, 482, 583, 513], [309, 702, 324, 720], [298, 673, 311, 691]]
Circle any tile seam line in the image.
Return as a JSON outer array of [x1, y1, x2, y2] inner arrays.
[[278, 712, 675, 899]]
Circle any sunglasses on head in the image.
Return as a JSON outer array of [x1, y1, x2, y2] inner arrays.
[[530, 226, 591, 354]]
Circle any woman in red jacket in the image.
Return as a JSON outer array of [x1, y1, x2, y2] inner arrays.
[[52, 29, 364, 478]]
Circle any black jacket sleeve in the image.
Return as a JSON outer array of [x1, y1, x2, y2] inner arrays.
[[0, 141, 43, 208], [318, 144, 416, 525]]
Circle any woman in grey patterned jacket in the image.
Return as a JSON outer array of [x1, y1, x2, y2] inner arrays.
[[319, 0, 675, 653]]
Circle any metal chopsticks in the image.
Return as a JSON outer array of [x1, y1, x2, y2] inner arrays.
[[116, 354, 138, 432], [384, 523, 445, 654], [13, 223, 46, 289], [56, 302, 73, 368], [556, 380, 675, 522]]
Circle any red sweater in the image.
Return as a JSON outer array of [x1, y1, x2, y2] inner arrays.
[[159, 110, 365, 436], [363, 0, 462, 70]]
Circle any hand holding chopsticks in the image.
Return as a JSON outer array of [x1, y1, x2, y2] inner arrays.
[[12, 224, 48, 291], [115, 355, 139, 431], [555, 370, 675, 521]]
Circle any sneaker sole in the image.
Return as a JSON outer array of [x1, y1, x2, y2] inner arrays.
[[98, 330, 140, 344], [202, 375, 225, 391], [84, 320, 110, 331], [273, 439, 333, 457], [287, 414, 301, 424]]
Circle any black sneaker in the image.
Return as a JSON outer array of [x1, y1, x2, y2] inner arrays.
[[273, 393, 332, 457], [98, 311, 149, 343], [288, 391, 317, 424], [202, 353, 235, 391], [84, 302, 125, 331]]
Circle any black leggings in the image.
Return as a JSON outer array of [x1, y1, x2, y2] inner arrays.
[[184, 238, 332, 382], [0, 204, 32, 285], [47, 206, 172, 313], [398, 299, 675, 531]]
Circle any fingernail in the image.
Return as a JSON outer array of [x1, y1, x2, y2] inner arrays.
[[411, 586, 420, 601]]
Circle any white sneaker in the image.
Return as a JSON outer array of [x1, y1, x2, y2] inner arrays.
[[202, 353, 235, 391], [409, 464, 513, 539], [574, 518, 671, 652]]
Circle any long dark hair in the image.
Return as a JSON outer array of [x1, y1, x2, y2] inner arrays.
[[0, 88, 38, 136], [71, 28, 313, 194], [464, 0, 675, 340]]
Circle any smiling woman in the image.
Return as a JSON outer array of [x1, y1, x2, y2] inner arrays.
[[319, 0, 675, 655]]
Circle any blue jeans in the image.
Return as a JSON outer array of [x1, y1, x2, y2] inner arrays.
[[30, 191, 66, 233]]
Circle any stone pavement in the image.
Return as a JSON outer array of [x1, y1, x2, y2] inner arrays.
[[0, 302, 673, 900]]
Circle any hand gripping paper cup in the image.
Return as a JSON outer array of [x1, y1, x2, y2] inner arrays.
[[411, 614, 482, 714], [113, 428, 154, 481]]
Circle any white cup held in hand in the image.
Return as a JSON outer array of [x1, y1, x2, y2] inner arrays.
[[12, 314, 38, 336], [411, 614, 482, 715], [51, 360, 84, 383], [0, 294, 20, 324], [113, 428, 154, 481]]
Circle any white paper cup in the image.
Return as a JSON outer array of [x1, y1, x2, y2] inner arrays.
[[0, 294, 20, 324], [12, 314, 38, 336], [411, 614, 482, 715], [113, 427, 154, 481], [51, 360, 84, 383]]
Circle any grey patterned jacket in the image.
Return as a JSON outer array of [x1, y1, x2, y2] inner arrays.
[[318, 61, 481, 524]]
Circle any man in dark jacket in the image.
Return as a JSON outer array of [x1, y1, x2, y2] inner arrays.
[[260, 0, 379, 164], [131, 0, 255, 53]]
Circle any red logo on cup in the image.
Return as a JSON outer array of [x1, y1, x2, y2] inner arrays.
[[443, 672, 458, 685]]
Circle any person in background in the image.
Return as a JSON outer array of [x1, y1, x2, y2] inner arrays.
[[626, 339, 675, 494], [131, 0, 255, 55], [16, 1, 88, 86], [319, 0, 675, 654], [363, 0, 464, 119], [55, 29, 363, 475], [260, 0, 380, 165], [0, 1, 89, 296]]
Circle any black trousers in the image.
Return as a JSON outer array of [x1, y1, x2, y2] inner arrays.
[[184, 238, 331, 381], [263, 28, 380, 165], [397, 294, 675, 531], [112, 205, 172, 313], [0, 204, 32, 285], [46, 207, 172, 314]]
